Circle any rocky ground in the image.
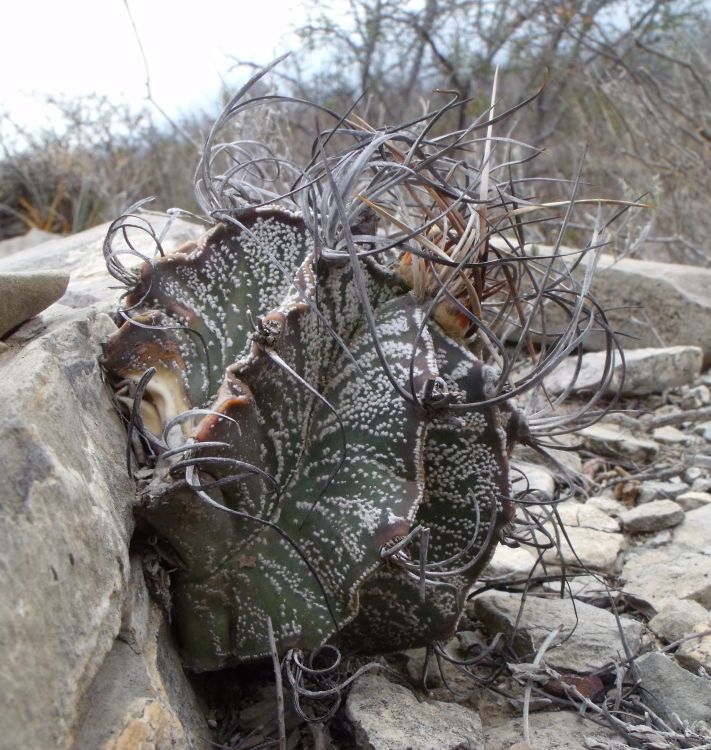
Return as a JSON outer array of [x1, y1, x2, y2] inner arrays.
[[209, 354, 711, 750], [2, 222, 711, 750]]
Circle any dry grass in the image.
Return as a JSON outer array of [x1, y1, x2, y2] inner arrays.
[[0, 95, 207, 240]]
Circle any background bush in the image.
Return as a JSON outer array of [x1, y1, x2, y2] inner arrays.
[[2, 0, 709, 264]]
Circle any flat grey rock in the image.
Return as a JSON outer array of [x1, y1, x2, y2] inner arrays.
[[556, 500, 621, 532], [649, 600, 709, 644], [681, 384, 711, 409], [483, 544, 537, 579], [621, 547, 711, 616], [637, 480, 688, 504], [345, 671, 485, 750], [541, 574, 612, 601], [676, 490, 711, 511], [0, 213, 202, 314], [472, 591, 644, 674], [694, 420, 711, 442], [543, 346, 703, 396], [0, 227, 55, 259], [541, 524, 625, 573], [676, 620, 711, 672], [580, 424, 658, 462], [684, 466, 706, 483], [72, 559, 209, 750], [652, 425, 691, 445], [511, 461, 556, 501], [531, 249, 711, 367], [483, 709, 618, 750], [645, 528, 674, 547], [0, 270, 69, 337], [673, 503, 711, 554], [0, 220, 225, 749], [692, 476, 711, 494], [619, 499, 685, 534], [0, 309, 135, 749], [586, 495, 626, 516], [635, 651, 711, 725], [529, 501, 624, 571]]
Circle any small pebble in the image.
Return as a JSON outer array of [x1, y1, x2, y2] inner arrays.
[[645, 528, 674, 547], [620, 499, 685, 534], [649, 600, 709, 644], [676, 620, 711, 673], [676, 491, 711, 511], [694, 421, 711, 442], [692, 477, 711, 494], [637, 480, 688, 504], [684, 467, 705, 483], [654, 404, 682, 418], [581, 424, 659, 462], [586, 495, 625, 516], [652, 425, 691, 445], [681, 384, 711, 409]]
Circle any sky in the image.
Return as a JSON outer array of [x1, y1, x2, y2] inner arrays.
[[1, 0, 309, 135]]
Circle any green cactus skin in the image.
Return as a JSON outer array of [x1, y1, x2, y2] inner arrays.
[[104, 207, 516, 671]]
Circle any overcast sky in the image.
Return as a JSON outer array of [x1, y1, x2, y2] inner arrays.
[[2, 0, 309, 133]]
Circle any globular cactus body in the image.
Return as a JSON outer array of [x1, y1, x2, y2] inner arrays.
[[104, 208, 516, 671]]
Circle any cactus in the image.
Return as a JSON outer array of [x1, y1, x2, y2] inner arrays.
[[102, 63, 623, 673]]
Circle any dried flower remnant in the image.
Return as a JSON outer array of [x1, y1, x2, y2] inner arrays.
[[102, 59, 625, 673]]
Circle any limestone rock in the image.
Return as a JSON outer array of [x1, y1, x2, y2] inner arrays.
[[692, 476, 711, 494], [482, 709, 618, 750], [621, 548, 711, 616], [580, 424, 658, 462], [681, 384, 711, 409], [483, 544, 537, 579], [72, 560, 209, 750], [0, 309, 135, 749], [0, 213, 202, 313], [646, 528, 674, 547], [542, 525, 625, 573], [529, 501, 624, 571], [652, 425, 691, 445], [586, 495, 625, 516], [511, 461, 556, 501], [676, 620, 711, 673], [541, 574, 612, 601], [619, 500, 685, 534], [695, 421, 711, 442], [556, 501, 620, 533], [532, 249, 711, 366], [637, 480, 688, 505], [0, 227, 55, 259], [543, 346, 703, 396], [400, 644, 478, 699], [648, 600, 710, 644], [676, 491, 711, 511], [684, 467, 706, 484], [345, 671, 485, 750], [512, 433, 583, 476], [471, 591, 644, 674], [673, 504, 711, 554], [635, 651, 711, 724], [0, 270, 69, 337], [0, 217, 211, 749]]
